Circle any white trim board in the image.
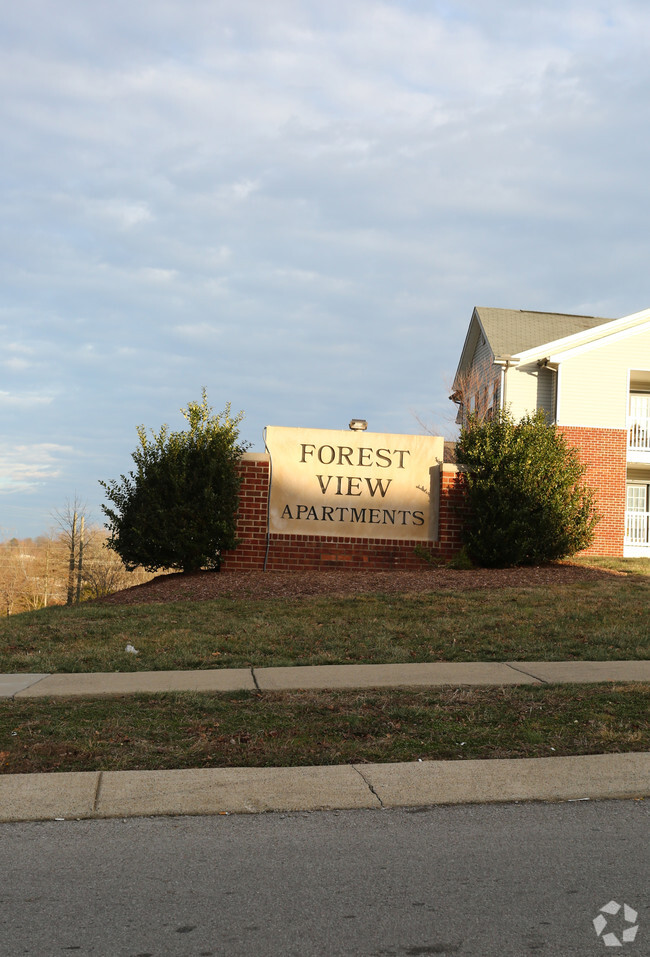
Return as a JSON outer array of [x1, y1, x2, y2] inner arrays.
[[513, 311, 650, 365]]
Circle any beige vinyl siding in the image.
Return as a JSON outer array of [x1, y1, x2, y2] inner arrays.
[[557, 328, 650, 429], [537, 366, 556, 420], [469, 334, 497, 402], [503, 362, 554, 420], [462, 333, 500, 419], [472, 332, 492, 367]]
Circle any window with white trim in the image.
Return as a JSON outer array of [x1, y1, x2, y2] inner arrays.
[[627, 484, 648, 512]]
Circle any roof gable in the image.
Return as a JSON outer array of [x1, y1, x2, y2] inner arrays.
[[453, 305, 650, 393], [475, 308, 613, 359], [453, 309, 489, 383]]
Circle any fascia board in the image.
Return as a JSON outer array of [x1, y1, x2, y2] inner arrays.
[[511, 308, 650, 365]]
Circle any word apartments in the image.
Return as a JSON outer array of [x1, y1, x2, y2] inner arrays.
[[279, 504, 425, 526]]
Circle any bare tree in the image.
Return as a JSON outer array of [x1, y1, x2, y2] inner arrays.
[[448, 364, 501, 428], [32, 531, 65, 608], [76, 515, 85, 603], [52, 496, 91, 605], [0, 539, 25, 616], [81, 528, 155, 599], [0, 535, 66, 613], [414, 364, 499, 443]]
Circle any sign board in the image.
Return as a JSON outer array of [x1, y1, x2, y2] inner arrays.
[[265, 426, 443, 542]]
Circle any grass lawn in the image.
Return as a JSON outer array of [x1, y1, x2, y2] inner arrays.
[[572, 556, 650, 576], [2, 561, 647, 776], [1, 575, 648, 673], [1, 684, 647, 774]]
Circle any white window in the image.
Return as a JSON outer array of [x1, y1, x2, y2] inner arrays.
[[627, 484, 648, 512], [629, 393, 650, 419], [626, 483, 650, 545]]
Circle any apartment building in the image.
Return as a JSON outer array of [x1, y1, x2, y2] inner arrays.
[[451, 306, 650, 557]]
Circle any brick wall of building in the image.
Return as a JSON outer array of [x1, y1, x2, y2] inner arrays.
[[558, 426, 627, 557], [221, 457, 467, 571]]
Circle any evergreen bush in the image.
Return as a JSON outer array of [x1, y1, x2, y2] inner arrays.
[[100, 391, 248, 573], [455, 410, 599, 567]]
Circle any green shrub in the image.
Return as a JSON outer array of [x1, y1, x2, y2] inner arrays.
[[100, 391, 248, 573], [413, 544, 445, 566], [447, 546, 474, 570], [455, 410, 599, 567]]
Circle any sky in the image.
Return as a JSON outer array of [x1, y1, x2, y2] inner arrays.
[[3, 0, 650, 538]]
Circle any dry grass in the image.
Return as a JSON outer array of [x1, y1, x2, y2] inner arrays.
[[1, 683, 647, 774], [2, 562, 648, 673]]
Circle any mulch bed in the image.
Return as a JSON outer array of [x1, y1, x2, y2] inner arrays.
[[98, 563, 621, 605]]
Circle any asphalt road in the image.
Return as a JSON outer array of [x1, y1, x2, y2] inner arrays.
[[1, 800, 647, 956]]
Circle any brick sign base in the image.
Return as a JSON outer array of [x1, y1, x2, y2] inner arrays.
[[221, 455, 469, 571]]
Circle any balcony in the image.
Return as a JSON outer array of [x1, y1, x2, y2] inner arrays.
[[624, 510, 650, 555], [627, 416, 650, 463]]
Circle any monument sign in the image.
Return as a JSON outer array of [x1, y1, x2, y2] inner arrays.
[[265, 426, 443, 542]]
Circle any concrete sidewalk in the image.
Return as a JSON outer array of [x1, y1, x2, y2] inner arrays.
[[2, 659, 649, 698], [2, 660, 648, 823]]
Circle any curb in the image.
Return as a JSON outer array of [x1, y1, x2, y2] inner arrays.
[[1, 753, 648, 823]]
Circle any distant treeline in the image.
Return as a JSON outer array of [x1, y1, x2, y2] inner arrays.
[[0, 528, 154, 615]]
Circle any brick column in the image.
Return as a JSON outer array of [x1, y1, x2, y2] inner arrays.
[[437, 465, 469, 557], [220, 454, 270, 570], [558, 426, 627, 557]]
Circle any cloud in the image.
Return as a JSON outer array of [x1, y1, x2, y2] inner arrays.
[[0, 390, 54, 407], [140, 267, 177, 282], [2, 0, 650, 534], [225, 179, 260, 202], [172, 322, 223, 341], [3, 357, 32, 371], [0, 444, 73, 493], [84, 199, 153, 230]]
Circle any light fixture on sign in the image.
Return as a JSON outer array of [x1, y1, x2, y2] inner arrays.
[[349, 419, 368, 431]]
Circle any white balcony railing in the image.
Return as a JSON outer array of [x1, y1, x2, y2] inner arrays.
[[625, 510, 650, 546], [628, 416, 650, 453]]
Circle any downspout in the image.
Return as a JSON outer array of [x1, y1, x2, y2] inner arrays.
[[262, 427, 273, 572], [497, 358, 513, 411]]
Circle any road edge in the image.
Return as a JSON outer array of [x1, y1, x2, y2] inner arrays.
[[1, 752, 648, 823]]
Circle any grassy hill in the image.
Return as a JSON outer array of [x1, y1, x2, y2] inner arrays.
[[1, 560, 648, 673]]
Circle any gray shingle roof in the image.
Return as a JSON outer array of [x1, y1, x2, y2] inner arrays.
[[475, 307, 613, 358]]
